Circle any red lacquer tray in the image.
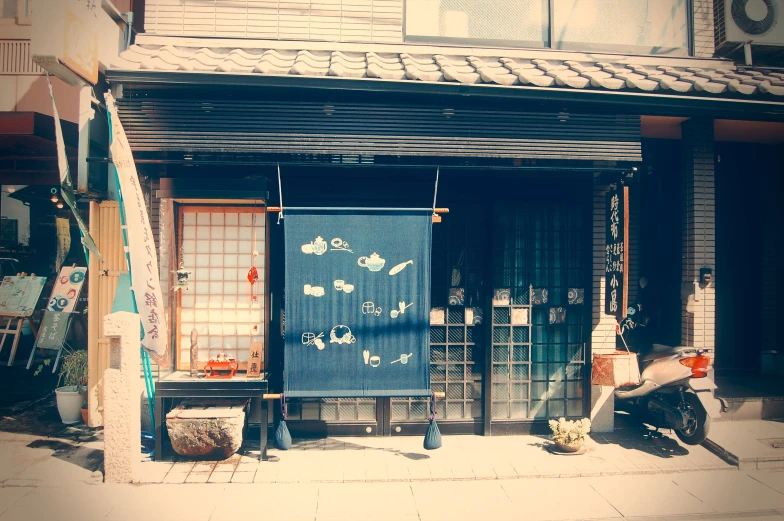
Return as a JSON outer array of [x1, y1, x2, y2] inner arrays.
[[203, 359, 237, 379]]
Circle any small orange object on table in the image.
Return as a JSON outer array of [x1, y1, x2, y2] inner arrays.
[[204, 353, 237, 379]]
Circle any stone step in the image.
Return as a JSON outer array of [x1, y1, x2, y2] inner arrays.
[[715, 396, 784, 422], [703, 420, 784, 470]]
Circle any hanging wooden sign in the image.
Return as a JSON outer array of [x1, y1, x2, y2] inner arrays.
[[247, 342, 263, 378], [605, 184, 629, 317]]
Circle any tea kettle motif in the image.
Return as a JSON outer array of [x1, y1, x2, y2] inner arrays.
[[357, 252, 386, 272]]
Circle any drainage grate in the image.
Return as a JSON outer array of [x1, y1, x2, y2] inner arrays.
[[759, 438, 784, 449]]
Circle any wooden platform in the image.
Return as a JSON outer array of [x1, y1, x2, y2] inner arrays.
[[165, 399, 249, 420]]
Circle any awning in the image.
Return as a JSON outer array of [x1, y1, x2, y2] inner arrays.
[[0, 112, 77, 185]]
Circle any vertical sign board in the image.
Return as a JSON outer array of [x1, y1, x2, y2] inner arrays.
[[284, 209, 432, 398], [605, 185, 629, 317]]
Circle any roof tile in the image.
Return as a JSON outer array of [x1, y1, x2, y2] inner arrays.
[[110, 43, 784, 99]]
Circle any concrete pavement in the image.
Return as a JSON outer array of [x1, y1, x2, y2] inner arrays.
[[1, 470, 784, 521], [2, 397, 784, 521]]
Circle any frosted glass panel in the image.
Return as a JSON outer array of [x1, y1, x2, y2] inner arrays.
[[179, 208, 266, 371], [553, 0, 688, 54], [406, 0, 548, 44]]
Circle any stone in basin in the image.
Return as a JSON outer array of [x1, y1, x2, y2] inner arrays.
[[166, 399, 248, 459]]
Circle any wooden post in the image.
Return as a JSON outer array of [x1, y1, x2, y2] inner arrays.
[[622, 185, 630, 317]]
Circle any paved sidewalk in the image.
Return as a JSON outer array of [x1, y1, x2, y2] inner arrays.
[[1, 469, 784, 521], [139, 415, 730, 485], [1, 398, 783, 521]]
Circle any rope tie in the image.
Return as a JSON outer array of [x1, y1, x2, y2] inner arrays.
[[280, 393, 287, 420], [277, 162, 284, 225], [432, 166, 440, 219], [429, 392, 437, 421]]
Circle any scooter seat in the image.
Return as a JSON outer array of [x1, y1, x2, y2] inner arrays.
[[641, 344, 697, 363]]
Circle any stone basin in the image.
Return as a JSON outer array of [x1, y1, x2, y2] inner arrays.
[[166, 399, 248, 459]]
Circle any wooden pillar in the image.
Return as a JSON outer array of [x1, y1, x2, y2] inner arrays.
[[87, 201, 126, 427]]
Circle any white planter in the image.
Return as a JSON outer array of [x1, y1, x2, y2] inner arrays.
[[55, 386, 86, 424]]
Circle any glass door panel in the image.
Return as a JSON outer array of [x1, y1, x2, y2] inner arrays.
[[491, 204, 586, 420]]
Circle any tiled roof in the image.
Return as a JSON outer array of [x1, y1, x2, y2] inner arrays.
[[111, 38, 784, 99]]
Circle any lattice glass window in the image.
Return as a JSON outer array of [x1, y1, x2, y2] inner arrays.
[[177, 208, 265, 370], [491, 204, 585, 420], [286, 398, 376, 421], [392, 208, 484, 422]]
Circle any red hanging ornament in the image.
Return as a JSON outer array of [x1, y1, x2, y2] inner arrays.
[[247, 266, 259, 285]]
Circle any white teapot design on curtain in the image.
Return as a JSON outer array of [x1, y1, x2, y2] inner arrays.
[[357, 252, 386, 272]]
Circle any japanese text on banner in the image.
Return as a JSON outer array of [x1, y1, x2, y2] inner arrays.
[[105, 93, 168, 359]]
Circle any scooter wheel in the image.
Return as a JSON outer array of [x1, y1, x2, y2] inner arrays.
[[675, 392, 710, 445]]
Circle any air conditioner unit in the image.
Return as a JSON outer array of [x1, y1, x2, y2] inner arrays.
[[715, 0, 784, 52]]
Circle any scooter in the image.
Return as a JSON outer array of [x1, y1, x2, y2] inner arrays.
[[615, 342, 722, 445]]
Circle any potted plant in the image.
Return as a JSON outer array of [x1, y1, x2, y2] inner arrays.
[[548, 417, 591, 453], [55, 349, 88, 425]]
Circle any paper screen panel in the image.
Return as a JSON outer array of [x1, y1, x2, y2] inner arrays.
[[178, 208, 265, 369]]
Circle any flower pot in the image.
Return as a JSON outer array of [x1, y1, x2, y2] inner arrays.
[[554, 440, 584, 453], [80, 408, 88, 424], [55, 386, 86, 425]]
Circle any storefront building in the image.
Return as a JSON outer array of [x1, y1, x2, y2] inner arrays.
[[104, 0, 784, 436]]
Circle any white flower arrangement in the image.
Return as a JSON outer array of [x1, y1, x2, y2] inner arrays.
[[548, 417, 591, 446]]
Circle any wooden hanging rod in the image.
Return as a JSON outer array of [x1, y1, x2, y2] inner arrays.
[[266, 207, 449, 214], [262, 392, 446, 400]]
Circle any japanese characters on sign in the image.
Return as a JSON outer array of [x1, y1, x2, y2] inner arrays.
[[105, 93, 168, 361], [36, 311, 72, 350], [247, 342, 263, 378], [605, 184, 627, 317]]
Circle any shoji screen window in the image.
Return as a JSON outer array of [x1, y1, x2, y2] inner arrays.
[[177, 207, 266, 370]]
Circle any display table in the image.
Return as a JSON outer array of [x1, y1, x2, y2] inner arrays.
[[154, 371, 269, 462]]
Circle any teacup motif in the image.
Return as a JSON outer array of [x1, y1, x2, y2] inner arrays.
[[304, 285, 325, 297], [358, 252, 386, 272]]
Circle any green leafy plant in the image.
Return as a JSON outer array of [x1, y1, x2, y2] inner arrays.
[[58, 349, 88, 393], [548, 417, 591, 446]]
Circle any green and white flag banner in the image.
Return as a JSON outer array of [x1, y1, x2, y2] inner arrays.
[[46, 74, 102, 264], [105, 92, 168, 360]]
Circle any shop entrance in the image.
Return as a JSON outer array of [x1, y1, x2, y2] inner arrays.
[[266, 168, 591, 436]]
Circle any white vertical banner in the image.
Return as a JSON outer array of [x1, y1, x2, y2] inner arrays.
[[105, 93, 168, 361], [47, 74, 102, 264]]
